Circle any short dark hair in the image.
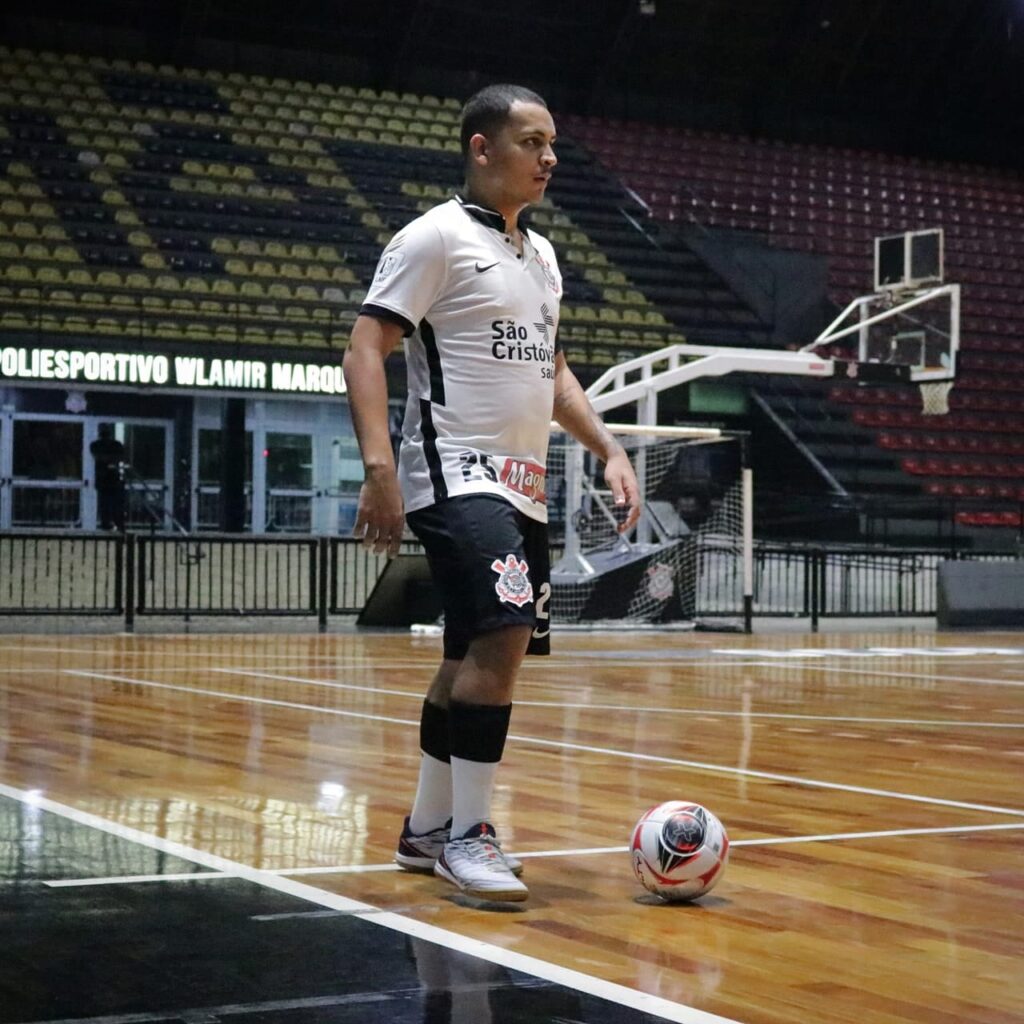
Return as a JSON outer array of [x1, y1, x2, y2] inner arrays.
[[459, 84, 548, 158]]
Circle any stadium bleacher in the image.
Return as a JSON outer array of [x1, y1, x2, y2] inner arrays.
[[1, 46, 1020, 532], [560, 113, 1024, 530], [0, 48, 710, 368]]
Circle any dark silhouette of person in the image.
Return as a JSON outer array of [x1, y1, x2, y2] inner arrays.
[[90, 425, 125, 531]]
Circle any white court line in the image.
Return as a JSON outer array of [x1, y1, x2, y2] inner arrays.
[[64, 669, 1024, 819], [0, 644, 436, 664], [44, 871, 230, 887], [0, 781, 740, 1024], [218, 668, 1024, 728], [38, 822, 1024, 888], [738, 661, 1024, 688]]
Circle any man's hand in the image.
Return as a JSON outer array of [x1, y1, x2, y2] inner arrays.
[[604, 450, 641, 533], [353, 465, 405, 557]]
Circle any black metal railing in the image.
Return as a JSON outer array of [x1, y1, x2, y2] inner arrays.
[[0, 530, 1019, 631], [0, 531, 123, 614]]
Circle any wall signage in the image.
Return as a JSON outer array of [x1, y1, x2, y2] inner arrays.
[[0, 346, 347, 396]]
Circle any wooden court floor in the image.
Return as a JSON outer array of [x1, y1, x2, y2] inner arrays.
[[1, 627, 1022, 1023]]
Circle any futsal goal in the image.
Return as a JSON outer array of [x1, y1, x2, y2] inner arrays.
[[550, 270, 958, 632], [547, 424, 753, 631]]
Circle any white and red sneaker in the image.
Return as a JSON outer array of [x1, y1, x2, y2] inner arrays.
[[395, 817, 523, 875], [434, 822, 528, 902]]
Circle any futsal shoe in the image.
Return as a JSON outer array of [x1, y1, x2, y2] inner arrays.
[[395, 817, 522, 875], [433, 822, 529, 902]]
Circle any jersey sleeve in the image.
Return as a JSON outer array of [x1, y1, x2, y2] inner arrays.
[[360, 216, 448, 336]]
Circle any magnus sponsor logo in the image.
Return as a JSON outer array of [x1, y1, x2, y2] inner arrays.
[[500, 458, 546, 504], [490, 319, 555, 363]]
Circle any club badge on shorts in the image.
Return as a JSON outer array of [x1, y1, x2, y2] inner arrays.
[[491, 554, 533, 607]]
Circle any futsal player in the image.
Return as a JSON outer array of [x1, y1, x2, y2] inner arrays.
[[343, 84, 640, 902]]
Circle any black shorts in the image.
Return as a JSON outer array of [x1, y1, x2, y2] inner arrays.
[[406, 494, 551, 660]]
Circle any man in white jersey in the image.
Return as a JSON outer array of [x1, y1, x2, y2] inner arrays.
[[343, 84, 640, 902]]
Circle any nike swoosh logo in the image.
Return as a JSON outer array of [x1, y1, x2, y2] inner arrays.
[[475, 261, 500, 273]]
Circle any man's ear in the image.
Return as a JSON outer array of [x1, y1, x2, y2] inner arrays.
[[469, 132, 488, 165]]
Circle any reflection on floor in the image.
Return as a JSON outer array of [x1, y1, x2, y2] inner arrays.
[[0, 796, 669, 1024]]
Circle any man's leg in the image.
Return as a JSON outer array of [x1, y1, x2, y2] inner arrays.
[[432, 624, 531, 901], [394, 660, 459, 873], [447, 624, 530, 837], [407, 660, 459, 835]]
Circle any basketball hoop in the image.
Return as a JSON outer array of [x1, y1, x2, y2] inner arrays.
[[919, 379, 954, 416]]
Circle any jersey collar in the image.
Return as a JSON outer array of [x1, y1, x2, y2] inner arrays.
[[455, 194, 531, 235]]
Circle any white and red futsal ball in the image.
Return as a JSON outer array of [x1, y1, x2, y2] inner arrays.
[[630, 801, 729, 901]]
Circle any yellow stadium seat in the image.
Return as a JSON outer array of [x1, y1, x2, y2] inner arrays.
[[1, 310, 31, 329], [273, 328, 299, 346], [186, 323, 211, 342], [242, 325, 269, 345], [95, 317, 122, 335], [66, 267, 92, 287]]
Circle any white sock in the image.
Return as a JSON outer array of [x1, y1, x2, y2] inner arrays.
[[450, 755, 499, 838], [408, 753, 452, 835]]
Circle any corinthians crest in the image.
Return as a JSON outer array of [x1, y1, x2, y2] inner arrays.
[[491, 554, 533, 607]]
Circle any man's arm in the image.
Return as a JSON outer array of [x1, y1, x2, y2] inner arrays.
[[551, 351, 641, 533], [342, 314, 408, 556]]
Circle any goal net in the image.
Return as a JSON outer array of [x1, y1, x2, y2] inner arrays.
[[546, 425, 752, 630]]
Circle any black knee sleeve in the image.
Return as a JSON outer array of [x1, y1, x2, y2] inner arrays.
[[448, 700, 512, 764]]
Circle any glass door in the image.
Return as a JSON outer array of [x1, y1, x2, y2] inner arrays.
[[264, 431, 313, 532], [10, 417, 84, 528], [194, 427, 253, 531], [100, 421, 174, 530]]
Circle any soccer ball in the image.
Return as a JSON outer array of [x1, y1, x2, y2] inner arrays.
[[630, 801, 729, 901]]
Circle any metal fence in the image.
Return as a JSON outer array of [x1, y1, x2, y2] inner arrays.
[[0, 530, 1019, 631], [0, 532, 123, 614], [751, 546, 1020, 630]]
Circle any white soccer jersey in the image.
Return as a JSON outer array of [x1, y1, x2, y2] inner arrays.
[[360, 196, 562, 523]]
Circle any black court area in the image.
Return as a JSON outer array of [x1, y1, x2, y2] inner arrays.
[[0, 795, 667, 1024]]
